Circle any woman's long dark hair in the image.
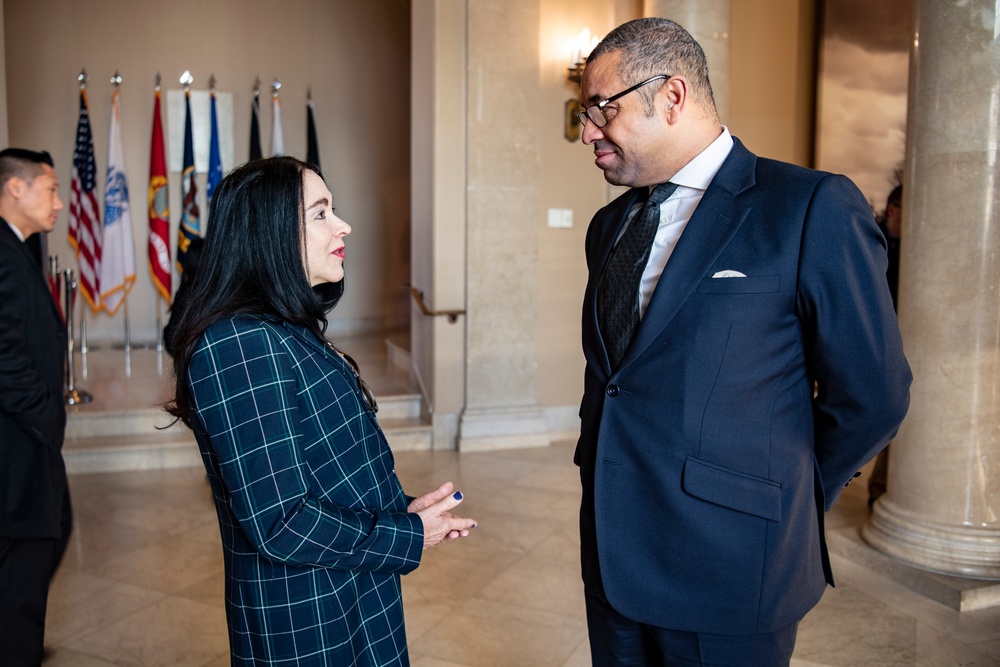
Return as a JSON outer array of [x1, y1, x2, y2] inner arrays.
[[165, 156, 344, 428]]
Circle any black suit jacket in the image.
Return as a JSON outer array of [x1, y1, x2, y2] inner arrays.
[[0, 220, 68, 539], [576, 138, 911, 635]]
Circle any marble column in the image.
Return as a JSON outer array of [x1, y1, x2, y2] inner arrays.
[[457, 0, 550, 451], [643, 0, 731, 123], [862, 0, 1000, 579]]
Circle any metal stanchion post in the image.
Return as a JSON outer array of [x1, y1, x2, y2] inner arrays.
[[123, 296, 131, 379], [63, 268, 92, 405], [156, 298, 164, 375]]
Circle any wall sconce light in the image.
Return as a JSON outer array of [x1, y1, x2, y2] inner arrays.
[[565, 28, 600, 142]]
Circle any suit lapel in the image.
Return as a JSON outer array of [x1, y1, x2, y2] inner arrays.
[[593, 188, 645, 283], [621, 139, 757, 368], [591, 188, 645, 374]]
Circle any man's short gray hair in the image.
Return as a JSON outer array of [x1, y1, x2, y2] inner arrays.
[[589, 18, 717, 117]]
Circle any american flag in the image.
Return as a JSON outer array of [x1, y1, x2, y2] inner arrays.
[[69, 89, 102, 313]]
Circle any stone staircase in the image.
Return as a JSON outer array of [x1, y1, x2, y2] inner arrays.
[[62, 335, 432, 474]]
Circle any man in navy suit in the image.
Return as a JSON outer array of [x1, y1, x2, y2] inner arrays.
[[0, 148, 70, 665], [574, 19, 911, 665]]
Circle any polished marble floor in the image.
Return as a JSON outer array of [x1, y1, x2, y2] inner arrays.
[[41, 345, 1000, 666], [40, 442, 1000, 667]]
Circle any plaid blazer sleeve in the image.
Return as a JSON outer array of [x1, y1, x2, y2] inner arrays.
[[188, 318, 423, 574]]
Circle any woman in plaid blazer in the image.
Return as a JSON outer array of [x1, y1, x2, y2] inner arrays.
[[167, 157, 476, 666]]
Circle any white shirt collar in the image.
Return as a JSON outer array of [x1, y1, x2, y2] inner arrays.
[[665, 126, 734, 192], [6, 220, 24, 242]]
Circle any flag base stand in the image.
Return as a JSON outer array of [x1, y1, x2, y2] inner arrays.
[[63, 268, 92, 406], [65, 388, 92, 405]]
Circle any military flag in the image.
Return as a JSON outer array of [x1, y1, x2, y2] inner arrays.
[[99, 86, 136, 316], [148, 83, 171, 303], [207, 85, 223, 208], [177, 87, 200, 272], [307, 97, 320, 170], [249, 85, 262, 160]]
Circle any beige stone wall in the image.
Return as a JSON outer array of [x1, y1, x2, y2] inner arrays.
[[730, 0, 816, 166], [3, 0, 410, 344], [536, 0, 633, 417], [410, 0, 468, 443]]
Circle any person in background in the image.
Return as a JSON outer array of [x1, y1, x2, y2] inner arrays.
[[574, 18, 911, 665], [166, 156, 476, 666], [880, 184, 902, 311], [0, 148, 71, 666], [869, 183, 903, 507]]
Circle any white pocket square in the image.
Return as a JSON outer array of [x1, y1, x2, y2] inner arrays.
[[712, 270, 747, 278]]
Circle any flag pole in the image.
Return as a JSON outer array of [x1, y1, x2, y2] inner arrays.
[[156, 297, 163, 375], [110, 69, 131, 379], [123, 292, 131, 378], [80, 306, 89, 379]]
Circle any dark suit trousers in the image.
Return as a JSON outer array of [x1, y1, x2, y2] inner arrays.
[[0, 492, 71, 667], [586, 589, 798, 667]]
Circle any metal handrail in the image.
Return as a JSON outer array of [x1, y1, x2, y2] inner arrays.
[[406, 285, 465, 323]]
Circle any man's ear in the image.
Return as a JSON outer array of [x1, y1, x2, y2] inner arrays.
[[5, 176, 25, 200], [661, 76, 686, 121]]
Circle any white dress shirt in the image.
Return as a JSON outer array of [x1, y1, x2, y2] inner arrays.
[[630, 127, 734, 318], [6, 220, 25, 242]]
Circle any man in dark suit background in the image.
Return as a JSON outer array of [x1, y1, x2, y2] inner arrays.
[[574, 19, 911, 665], [869, 183, 903, 507], [879, 184, 902, 312], [0, 148, 71, 665]]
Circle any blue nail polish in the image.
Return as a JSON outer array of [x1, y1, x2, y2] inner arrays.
[[453, 491, 463, 501]]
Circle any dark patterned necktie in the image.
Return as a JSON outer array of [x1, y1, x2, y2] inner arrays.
[[599, 181, 678, 369]]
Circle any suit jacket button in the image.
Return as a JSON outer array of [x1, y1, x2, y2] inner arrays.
[[607, 385, 619, 397]]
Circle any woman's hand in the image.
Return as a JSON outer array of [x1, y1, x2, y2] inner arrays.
[[408, 482, 477, 549]]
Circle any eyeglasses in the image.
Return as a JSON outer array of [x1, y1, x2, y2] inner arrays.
[[341, 351, 379, 414], [576, 74, 672, 129]]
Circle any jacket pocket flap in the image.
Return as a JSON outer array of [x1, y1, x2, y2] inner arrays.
[[696, 275, 780, 294], [682, 456, 782, 522]]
